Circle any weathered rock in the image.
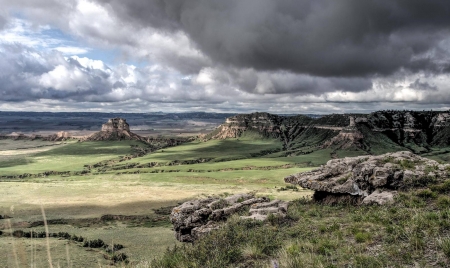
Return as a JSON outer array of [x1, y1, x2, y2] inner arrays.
[[101, 118, 130, 132], [85, 118, 146, 142], [45, 131, 71, 141], [362, 190, 396, 205], [285, 151, 449, 205], [170, 194, 289, 242]]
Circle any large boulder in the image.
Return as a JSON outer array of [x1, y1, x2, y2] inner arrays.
[[170, 193, 289, 242], [285, 151, 449, 205]]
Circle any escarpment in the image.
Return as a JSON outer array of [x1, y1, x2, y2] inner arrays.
[[207, 110, 450, 155]]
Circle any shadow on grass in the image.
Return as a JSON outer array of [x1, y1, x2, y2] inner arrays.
[[0, 157, 35, 168]]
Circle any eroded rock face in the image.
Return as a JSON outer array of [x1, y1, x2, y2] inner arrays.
[[285, 151, 449, 205], [101, 118, 130, 132], [85, 118, 145, 141], [45, 131, 71, 141], [170, 193, 289, 242]]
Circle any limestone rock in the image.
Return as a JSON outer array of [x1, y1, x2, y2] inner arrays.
[[285, 151, 449, 205], [170, 194, 289, 242]]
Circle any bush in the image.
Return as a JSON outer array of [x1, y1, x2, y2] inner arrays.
[[441, 238, 450, 258], [12, 230, 24, 238], [111, 252, 128, 263], [430, 180, 450, 194], [415, 189, 437, 199], [355, 232, 372, 243], [83, 239, 106, 248], [210, 199, 229, 210], [437, 196, 450, 209]]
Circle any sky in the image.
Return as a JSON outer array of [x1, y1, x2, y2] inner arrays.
[[1, 0, 450, 114]]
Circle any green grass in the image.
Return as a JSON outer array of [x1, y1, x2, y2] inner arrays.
[[0, 141, 144, 175], [152, 192, 450, 267], [127, 138, 282, 164]]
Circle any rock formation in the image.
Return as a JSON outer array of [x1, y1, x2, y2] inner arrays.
[[85, 118, 146, 142], [45, 131, 71, 141], [101, 118, 130, 132], [170, 193, 289, 242], [206, 110, 450, 155], [285, 151, 450, 205]]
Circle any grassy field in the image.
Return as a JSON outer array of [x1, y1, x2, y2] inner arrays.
[[3, 137, 450, 266], [0, 138, 316, 266], [0, 141, 145, 175]]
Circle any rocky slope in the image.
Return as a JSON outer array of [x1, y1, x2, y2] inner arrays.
[[285, 151, 449, 205], [207, 110, 450, 155]]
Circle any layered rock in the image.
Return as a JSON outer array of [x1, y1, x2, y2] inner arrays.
[[101, 118, 130, 132], [85, 118, 145, 141], [285, 151, 449, 205], [45, 131, 71, 141], [170, 193, 289, 242]]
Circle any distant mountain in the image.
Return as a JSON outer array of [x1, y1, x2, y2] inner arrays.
[[206, 110, 450, 156]]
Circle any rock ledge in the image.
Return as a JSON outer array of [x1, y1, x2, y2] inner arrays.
[[285, 151, 449, 205], [170, 194, 288, 242]]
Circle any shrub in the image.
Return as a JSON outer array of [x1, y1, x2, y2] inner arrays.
[[83, 239, 106, 248], [355, 232, 371, 243], [111, 252, 128, 263], [430, 180, 450, 194], [437, 196, 450, 209], [398, 159, 416, 169], [210, 199, 228, 210], [440, 238, 450, 258], [415, 189, 437, 199], [12, 230, 24, 238], [316, 240, 336, 256]]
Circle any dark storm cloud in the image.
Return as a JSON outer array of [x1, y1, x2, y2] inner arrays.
[[409, 79, 438, 91], [96, 0, 450, 77]]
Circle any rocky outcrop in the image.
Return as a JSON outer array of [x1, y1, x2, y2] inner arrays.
[[285, 151, 449, 205], [45, 131, 71, 141], [101, 118, 130, 132], [170, 193, 289, 242], [85, 118, 146, 142], [206, 110, 450, 155]]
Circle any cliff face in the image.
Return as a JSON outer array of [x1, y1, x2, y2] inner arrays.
[[101, 118, 130, 132], [207, 110, 450, 155]]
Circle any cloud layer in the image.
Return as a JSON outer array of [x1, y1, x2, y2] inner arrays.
[[1, 0, 450, 113]]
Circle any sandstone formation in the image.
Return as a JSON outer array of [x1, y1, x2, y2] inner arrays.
[[285, 151, 449, 205], [85, 118, 146, 142], [101, 118, 130, 132], [45, 131, 71, 141], [170, 193, 289, 242], [207, 110, 450, 155]]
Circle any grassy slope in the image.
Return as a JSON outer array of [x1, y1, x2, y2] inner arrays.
[[127, 138, 282, 164], [0, 138, 312, 265], [0, 141, 143, 175], [152, 190, 450, 268]]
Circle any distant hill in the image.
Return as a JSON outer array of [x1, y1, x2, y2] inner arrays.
[[206, 110, 450, 156], [85, 118, 147, 142]]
